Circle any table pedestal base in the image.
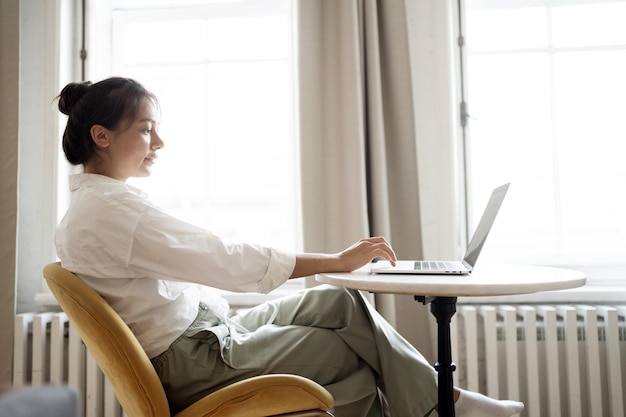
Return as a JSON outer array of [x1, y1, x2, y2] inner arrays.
[[416, 296, 458, 417]]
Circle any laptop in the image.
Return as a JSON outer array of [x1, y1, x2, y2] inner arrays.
[[371, 182, 510, 275]]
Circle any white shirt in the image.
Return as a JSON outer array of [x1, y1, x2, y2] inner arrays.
[[55, 173, 296, 358]]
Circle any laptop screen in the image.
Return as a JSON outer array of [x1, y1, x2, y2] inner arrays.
[[463, 183, 510, 269]]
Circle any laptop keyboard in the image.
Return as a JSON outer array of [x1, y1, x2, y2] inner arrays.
[[413, 261, 460, 271]]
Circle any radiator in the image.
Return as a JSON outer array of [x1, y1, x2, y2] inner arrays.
[[13, 312, 125, 417], [14, 307, 626, 417], [452, 304, 626, 417]]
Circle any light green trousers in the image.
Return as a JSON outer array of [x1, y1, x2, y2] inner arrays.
[[151, 285, 438, 416]]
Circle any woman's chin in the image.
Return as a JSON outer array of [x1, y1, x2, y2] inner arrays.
[[138, 165, 155, 177]]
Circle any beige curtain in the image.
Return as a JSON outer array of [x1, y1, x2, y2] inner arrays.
[[296, 0, 434, 361], [0, 0, 20, 386]]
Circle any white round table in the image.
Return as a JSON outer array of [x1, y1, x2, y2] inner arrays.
[[316, 263, 586, 417]]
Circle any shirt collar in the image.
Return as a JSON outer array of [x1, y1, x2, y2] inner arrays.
[[68, 173, 146, 197]]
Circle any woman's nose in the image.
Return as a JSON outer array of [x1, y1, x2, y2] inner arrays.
[[152, 131, 164, 149]]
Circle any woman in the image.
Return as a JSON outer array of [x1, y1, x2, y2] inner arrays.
[[54, 77, 523, 417]]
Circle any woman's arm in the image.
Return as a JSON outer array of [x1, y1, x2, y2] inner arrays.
[[289, 237, 397, 279]]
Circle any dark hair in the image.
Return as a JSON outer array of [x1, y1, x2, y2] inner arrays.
[[56, 77, 158, 165]]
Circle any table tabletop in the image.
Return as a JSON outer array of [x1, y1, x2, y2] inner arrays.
[[316, 263, 586, 297]]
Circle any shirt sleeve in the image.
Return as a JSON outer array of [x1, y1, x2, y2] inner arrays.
[[129, 204, 296, 293]]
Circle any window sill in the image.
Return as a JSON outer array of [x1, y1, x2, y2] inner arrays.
[[37, 284, 625, 313], [34, 292, 63, 311], [34, 287, 302, 311], [458, 284, 626, 305]]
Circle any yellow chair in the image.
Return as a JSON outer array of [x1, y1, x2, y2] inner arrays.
[[43, 262, 335, 417]]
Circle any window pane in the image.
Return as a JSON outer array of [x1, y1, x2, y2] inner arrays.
[[554, 49, 626, 260], [467, 52, 558, 260], [206, 62, 292, 202], [115, 19, 208, 64], [464, 0, 626, 270], [465, 7, 548, 51], [206, 16, 289, 61], [107, 1, 299, 252], [552, 2, 626, 47]]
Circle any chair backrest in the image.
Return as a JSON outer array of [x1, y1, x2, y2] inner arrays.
[[43, 262, 170, 417]]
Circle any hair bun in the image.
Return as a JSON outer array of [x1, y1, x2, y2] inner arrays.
[[57, 81, 93, 115]]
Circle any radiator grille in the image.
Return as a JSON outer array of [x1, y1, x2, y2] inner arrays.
[[453, 304, 626, 417], [13, 312, 124, 417]]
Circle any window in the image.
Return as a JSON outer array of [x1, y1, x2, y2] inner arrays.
[[85, 0, 302, 298], [460, 0, 626, 284]]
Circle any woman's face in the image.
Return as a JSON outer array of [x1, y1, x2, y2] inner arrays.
[[92, 98, 163, 182]]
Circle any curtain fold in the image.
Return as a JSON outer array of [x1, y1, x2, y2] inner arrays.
[[297, 0, 370, 250], [296, 0, 434, 361], [0, 0, 20, 386]]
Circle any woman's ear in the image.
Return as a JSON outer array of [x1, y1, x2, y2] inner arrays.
[[90, 125, 111, 149]]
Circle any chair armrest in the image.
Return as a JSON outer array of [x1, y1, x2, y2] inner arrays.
[[175, 374, 334, 417]]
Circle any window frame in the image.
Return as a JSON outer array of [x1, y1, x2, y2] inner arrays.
[[39, 0, 304, 309], [454, 0, 626, 303]]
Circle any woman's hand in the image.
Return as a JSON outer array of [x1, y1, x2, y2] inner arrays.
[[336, 237, 397, 272], [290, 237, 397, 278]]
